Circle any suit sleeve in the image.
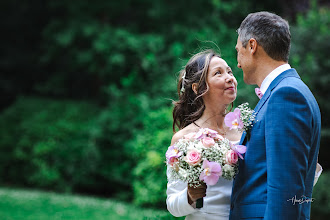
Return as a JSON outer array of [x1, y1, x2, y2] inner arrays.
[[166, 167, 197, 217], [264, 86, 312, 219]]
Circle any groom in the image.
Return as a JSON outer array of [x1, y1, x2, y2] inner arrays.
[[230, 12, 321, 219]]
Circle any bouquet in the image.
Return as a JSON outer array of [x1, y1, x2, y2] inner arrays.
[[224, 102, 256, 139], [165, 128, 246, 207]]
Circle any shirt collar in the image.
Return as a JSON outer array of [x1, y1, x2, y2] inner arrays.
[[259, 64, 291, 94]]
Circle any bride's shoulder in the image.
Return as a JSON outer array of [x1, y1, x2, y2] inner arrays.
[[171, 123, 199, 145]]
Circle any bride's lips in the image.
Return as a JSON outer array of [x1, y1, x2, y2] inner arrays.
[[225, 86, 235, 91]]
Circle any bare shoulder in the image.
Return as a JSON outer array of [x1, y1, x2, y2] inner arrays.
[[171, 123, 199, 145]]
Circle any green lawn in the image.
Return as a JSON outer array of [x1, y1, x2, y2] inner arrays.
[[0, 188, 181, 220]]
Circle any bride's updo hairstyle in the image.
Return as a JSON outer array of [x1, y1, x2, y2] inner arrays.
[[172, 50, 219, 132]]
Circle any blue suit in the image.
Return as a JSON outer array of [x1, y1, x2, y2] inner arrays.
[[230, 69, 321, 219]]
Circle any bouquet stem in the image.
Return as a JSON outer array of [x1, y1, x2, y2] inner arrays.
[[196, 198, 203, 208]]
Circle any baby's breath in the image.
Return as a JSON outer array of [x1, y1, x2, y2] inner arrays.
[[237, 102, 256, 132]]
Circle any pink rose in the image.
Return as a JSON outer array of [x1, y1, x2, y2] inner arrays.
[[184, 132, 197, 140], [226, 150, 238, 165], [201, 137, 215, 147], [185, 149, 201, 166]]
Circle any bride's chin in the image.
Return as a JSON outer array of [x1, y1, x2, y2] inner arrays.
[[210, 94, 236, 105], [224, 95, 236, 103], [216, 100, 236, 107]]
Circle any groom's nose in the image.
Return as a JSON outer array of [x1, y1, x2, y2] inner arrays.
[[237, 63, 242, 69]]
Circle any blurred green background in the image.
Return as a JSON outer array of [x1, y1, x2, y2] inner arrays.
[[0, 0, 329, 219]]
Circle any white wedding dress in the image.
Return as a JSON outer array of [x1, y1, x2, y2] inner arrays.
[[167, 170, 232, 220], [166, 139, 323, 220]]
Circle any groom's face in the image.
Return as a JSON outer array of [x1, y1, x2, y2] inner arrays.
[[236, 37, 253, 84]]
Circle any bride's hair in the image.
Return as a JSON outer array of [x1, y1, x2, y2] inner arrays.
[[172, 49, 219, 132]]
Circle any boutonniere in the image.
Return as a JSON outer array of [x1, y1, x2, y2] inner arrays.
[[224, 103, 256, 140]]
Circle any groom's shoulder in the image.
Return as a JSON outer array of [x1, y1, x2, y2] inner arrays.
[[281, 69, 308, 86], [274, 70, 309, 91], [271, 77, 319, 109], [272, 82, 307, 100], [276, 74, 313, 96]]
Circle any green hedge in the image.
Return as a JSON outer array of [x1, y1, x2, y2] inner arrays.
[[130, 107, 173, 207], [311, 171, 330, 219], [0, 97, 100, 192]]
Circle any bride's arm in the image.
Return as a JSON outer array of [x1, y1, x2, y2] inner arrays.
[[166, 130, 198, 217], [166, 168, 197, 217]]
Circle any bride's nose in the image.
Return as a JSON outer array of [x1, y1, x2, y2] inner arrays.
[[226, 75, 234, 84]]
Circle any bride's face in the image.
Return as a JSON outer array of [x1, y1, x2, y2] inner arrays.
[[203, 57, 237, 105]]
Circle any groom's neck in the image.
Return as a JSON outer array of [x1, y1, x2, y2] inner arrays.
[[254, 56, 288, 87]]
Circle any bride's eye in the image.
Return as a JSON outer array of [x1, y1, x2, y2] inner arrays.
[[215, 71, 222, 75]]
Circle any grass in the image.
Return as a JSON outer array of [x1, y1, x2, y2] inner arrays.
[[0, 188, 181, 220], [0, 179, 328, 220]]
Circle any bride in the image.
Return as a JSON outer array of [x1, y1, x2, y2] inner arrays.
[[166, 50, 322, 220]]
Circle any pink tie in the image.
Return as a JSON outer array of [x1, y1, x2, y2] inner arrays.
[[255, 88, 263, 99]]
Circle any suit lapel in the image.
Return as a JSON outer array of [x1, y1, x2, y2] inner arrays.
[[240, 69, 300, 145], [240, 131, 247, 145], [255, 68, 300, 113]]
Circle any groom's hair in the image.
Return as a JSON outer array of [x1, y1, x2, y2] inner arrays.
[[237, 11, 291, 62]]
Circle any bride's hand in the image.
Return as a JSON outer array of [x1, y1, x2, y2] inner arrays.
[[187, 183, 207, 205]]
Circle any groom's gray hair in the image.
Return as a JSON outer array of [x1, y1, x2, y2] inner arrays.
[[237, 11, 291, 62]]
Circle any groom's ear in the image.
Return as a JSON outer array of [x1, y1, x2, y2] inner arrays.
[[248, 38, 257, 54]]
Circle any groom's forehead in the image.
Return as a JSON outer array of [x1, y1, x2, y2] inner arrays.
[[235, 38, 242, 50]]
